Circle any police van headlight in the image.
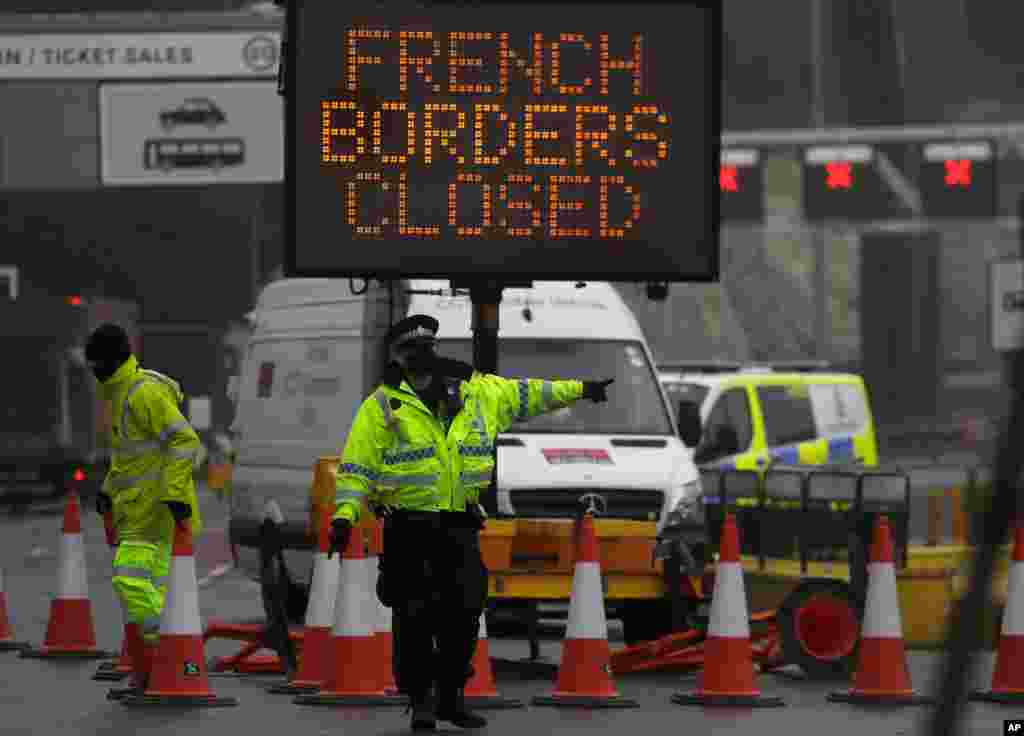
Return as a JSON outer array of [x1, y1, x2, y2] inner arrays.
[[666, 479, 703, 527]]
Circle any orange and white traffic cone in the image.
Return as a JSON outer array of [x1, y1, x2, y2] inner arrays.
[[673, 512, 785, 707], [366, 518, 399, 695], [828, 515, 933, 706], [0, 566, 26, 652], [532, 512, 639, 708], [21, 492, 109, 659], [464, 611, 524, 709], [293, 519, 407, 707], [122, 523, 238, 708], [267, 509, 340, 695], [972, 521, 1024, 704]]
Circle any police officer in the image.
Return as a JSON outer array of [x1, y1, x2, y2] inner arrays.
[[327, 314, 614, 731], [86, 323, 202, 698]]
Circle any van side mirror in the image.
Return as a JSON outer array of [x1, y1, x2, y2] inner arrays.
[[676, 400, 702, 448]]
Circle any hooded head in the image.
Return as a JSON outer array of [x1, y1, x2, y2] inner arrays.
[[85, 323, 133, 383]]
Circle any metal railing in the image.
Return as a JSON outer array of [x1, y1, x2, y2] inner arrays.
[[700, 465, 913, 604]]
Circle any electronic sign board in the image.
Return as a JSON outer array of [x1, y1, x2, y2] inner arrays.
[[285, 0, 721, 282]]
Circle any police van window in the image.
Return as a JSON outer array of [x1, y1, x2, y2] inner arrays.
[[757, 385, 817, 446], [697, 388, 752, 462]]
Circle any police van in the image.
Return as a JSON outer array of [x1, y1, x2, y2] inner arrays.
[[657, 361, 879, 472], [228, 278, 705, 595]]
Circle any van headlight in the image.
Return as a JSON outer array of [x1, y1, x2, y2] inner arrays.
[[666, 479, 703, 527], [655, 479, 704, 565]]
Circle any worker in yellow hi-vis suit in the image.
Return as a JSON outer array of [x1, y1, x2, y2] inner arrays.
[[86, 323, 202, 697]]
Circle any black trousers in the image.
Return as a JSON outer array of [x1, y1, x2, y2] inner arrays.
[[377, 511, 489, 700]]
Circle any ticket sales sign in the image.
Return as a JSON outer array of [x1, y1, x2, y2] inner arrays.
[[287, 1, 721, 282], [0, 32, 280, 79]]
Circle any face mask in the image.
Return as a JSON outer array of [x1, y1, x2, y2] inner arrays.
[[409, 372, 435, 392], [397, 344, 437, 377], [88, 359, 118, 383]]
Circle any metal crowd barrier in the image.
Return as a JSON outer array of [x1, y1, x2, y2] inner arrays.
[[700, 467, 761, 560], [805, 468, 859, 570], [761, 466, 805, 566], [700, 463, 913, 592]]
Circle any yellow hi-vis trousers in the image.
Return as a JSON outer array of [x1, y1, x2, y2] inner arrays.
[[112, 540, 171, 645]]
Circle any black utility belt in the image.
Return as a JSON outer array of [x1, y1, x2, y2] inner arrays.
[[386, 509, 471, 520], [382, 508, 482, 530]]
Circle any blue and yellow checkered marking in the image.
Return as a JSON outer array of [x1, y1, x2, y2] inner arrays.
[[710, 435, 858, 472], [340, 462, 380, 481], [382, 447, 436, 465], [459, 443, 495, 457], [516, 379, 530, 421], [826, 436, 855, 463], [771, 446, 800, 465]]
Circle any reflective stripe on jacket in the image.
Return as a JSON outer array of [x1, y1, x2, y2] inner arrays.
[[333, 371, 584, 525], [99, 356, 203, 541]]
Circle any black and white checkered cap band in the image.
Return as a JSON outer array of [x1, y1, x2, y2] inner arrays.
[[393, 325, 437, 348]]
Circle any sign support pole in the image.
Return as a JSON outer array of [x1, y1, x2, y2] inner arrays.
[[469, 281, 504, 517], [469, 282, 503, 377], [456, 277, 528, 515]]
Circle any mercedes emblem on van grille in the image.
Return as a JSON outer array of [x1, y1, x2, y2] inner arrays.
[[578, 492, 607, 517]]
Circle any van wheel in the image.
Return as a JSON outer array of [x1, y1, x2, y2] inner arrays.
[[776, 578, 860, 681]]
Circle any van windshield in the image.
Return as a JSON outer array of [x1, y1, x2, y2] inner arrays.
[[437, 339, 674, 435]]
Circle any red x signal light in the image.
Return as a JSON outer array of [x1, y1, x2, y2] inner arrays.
[[825, 162, 853, 190], [944, 159, 972, 188], [720, 165, 739, 193]]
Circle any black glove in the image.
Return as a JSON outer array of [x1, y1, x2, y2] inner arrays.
[[328, 519, 353, 559], [95, 492, 113, 516], [435, 356, 474, 382], [165, 501, 191, 526], [467, 502, 487, 530], [582, 378, 615, 403]]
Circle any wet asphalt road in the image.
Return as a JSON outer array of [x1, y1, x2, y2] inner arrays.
[[0, 478, 1019, 736]]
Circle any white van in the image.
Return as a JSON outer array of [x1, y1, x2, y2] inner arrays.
[[227, 278, 410, 585], [408, 279, 703, 527], [228, 278, 705, 596]]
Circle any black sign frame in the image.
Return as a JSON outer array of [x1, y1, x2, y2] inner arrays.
[[283, 0, 722, 283]]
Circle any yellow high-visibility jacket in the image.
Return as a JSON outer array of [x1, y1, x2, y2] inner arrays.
[[333, 372, 584, 525], [99, 356, 202, 541]]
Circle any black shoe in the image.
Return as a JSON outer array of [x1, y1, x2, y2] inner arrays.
[[436, 688, 488, 730], [407, 693, 437, 732], [106, 685, 144, 702]]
